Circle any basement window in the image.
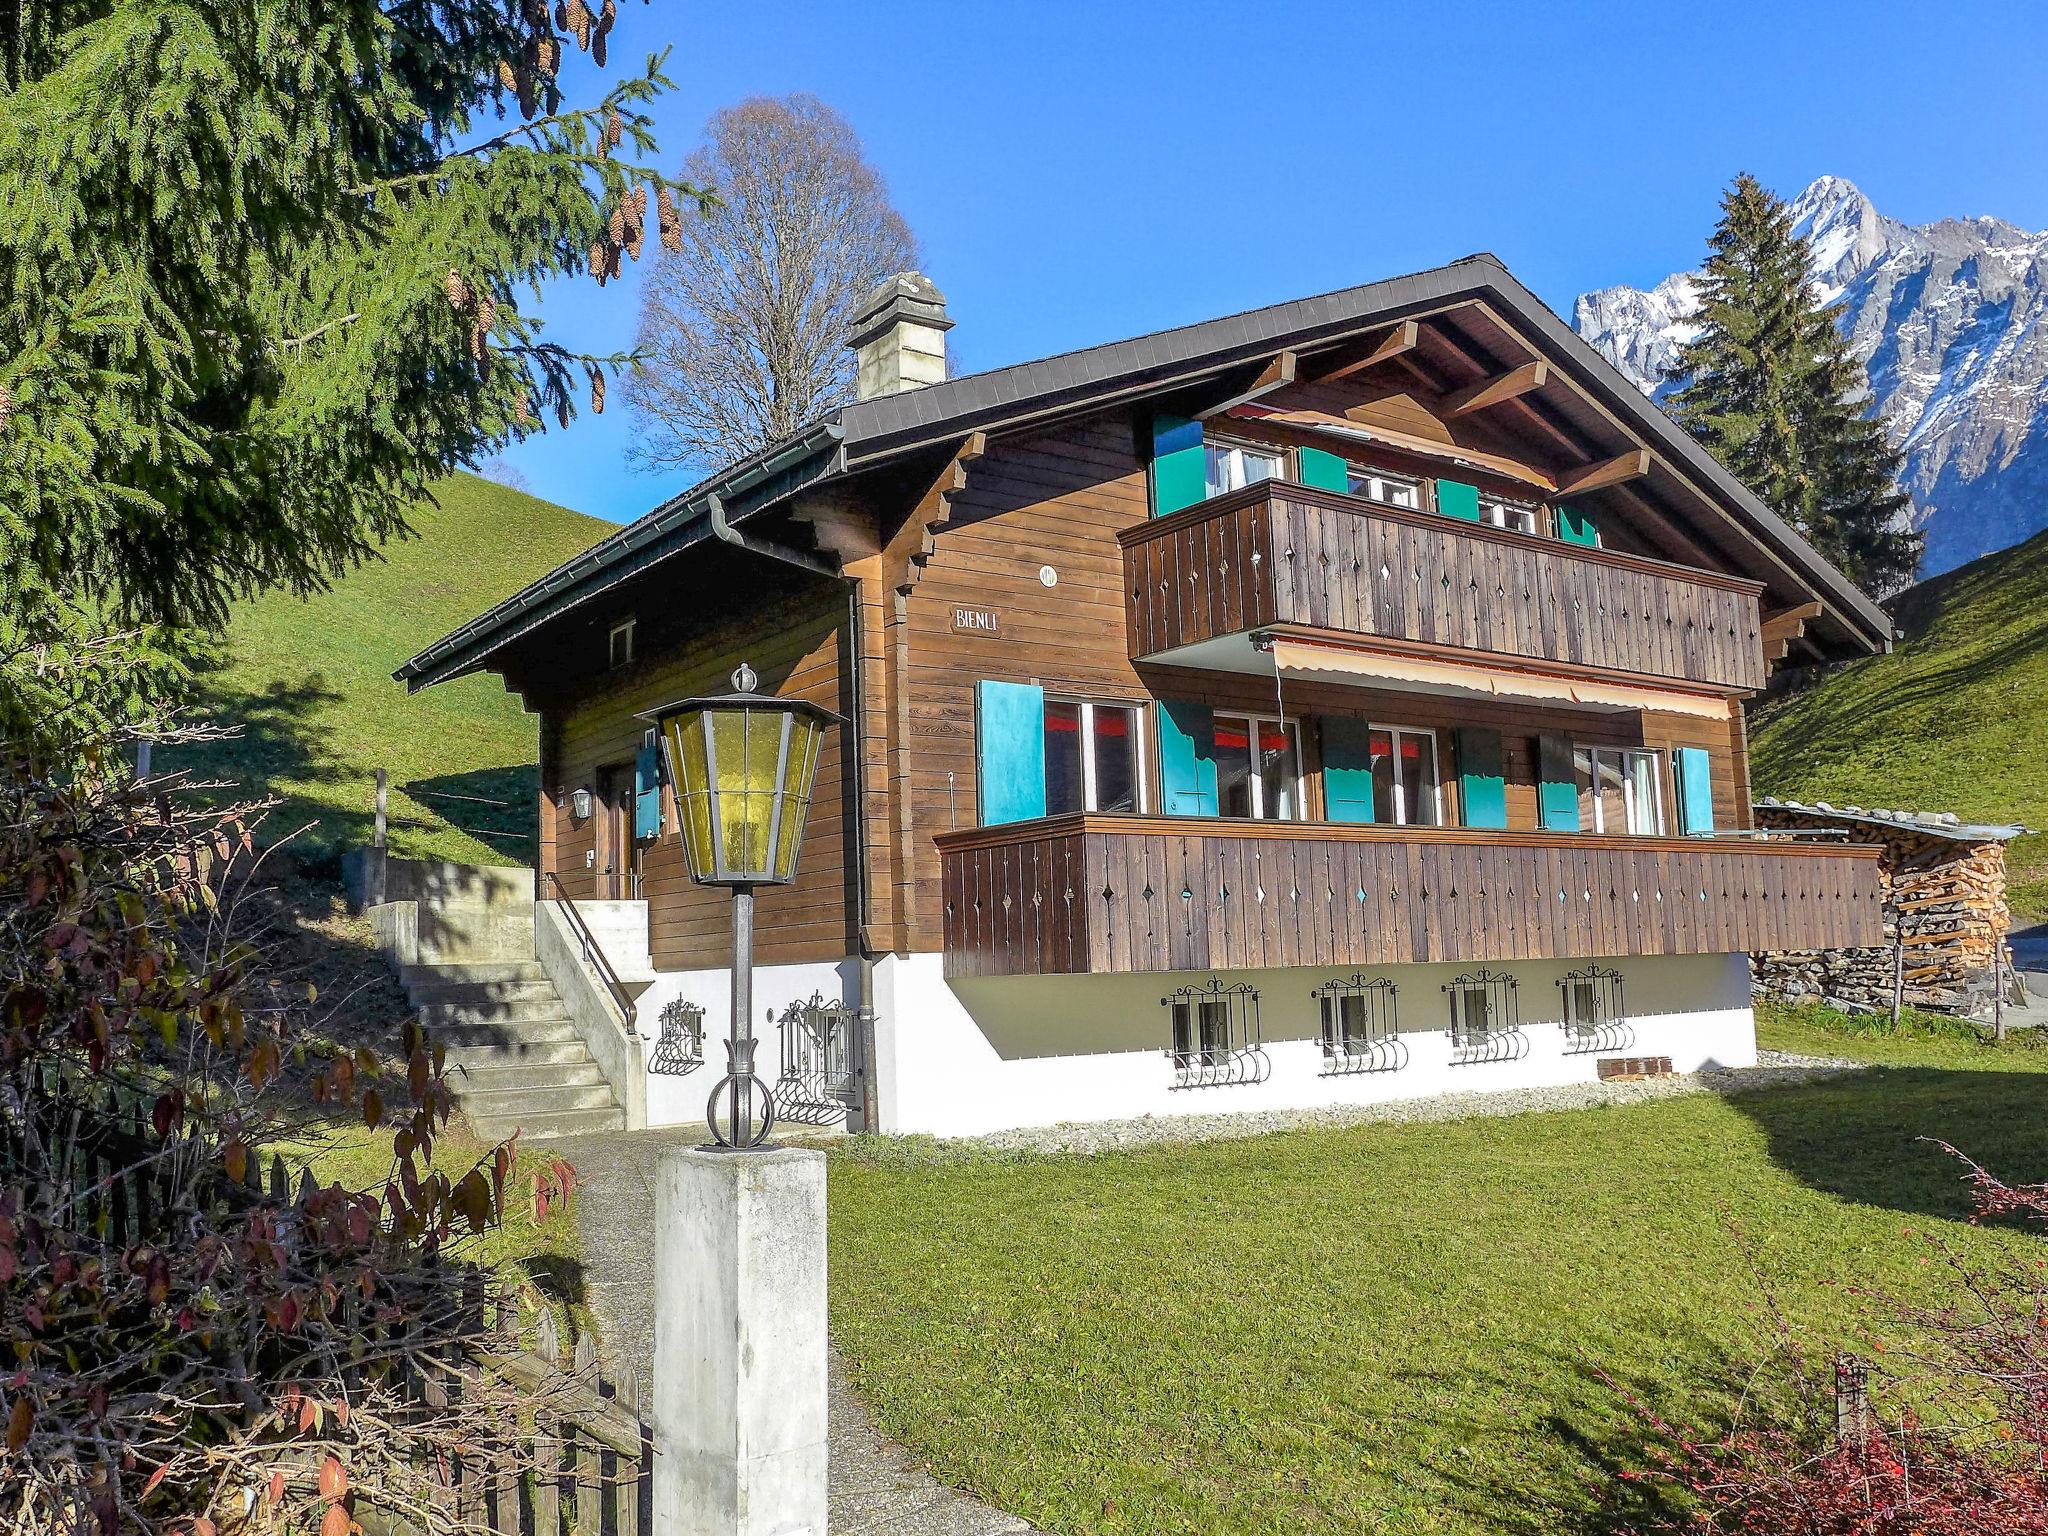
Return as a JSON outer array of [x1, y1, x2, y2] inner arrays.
[[1559, 965, 1633, 1055], [1164, 979, 1270, 1089], [1444, 969, 1528, 1065], [608, 617, 636, 670], [1312, 973, 1404, 1074], [1347, 466, 1423, 510]]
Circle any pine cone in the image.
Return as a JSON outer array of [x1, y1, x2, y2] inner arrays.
[[657, 186, 682, 253], [598, 0, 617, 31], [592, 26, 606, 66], [497, 59, 518, 93], [555, 0, 569, 25], [589, 364, 606, 415], [606, 242, 623, 280], [537, 36, 560, 75], [476, 292, 497, 336], [565, 0, 591, 47], [588, 240, 606, 280], [445, 269, 471, 310], [606, 108, 623, 151], [514, 391, 532, 427], [625, 184, 647, 258], [608, 201, 627, 246], [556, 391, 571, 429]]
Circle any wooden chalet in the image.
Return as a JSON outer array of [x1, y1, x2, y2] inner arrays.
[[398, 258, 1889, 1137]]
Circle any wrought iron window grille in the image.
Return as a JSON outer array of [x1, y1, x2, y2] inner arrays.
[[774, 993, 857, 1127], [648, 998, 705, 1077], [1558, 965, 1633, 1055], [1310, 973, 1406, 1075], [1443, 969, 1528, 1065], [1162, 978, 1270, 1089]]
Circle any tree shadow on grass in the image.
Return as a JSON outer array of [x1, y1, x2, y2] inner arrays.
[[1411, 1332, 1805, 1534], [405, 764, 538, 863], [1720, 1069, 2048, 1222]]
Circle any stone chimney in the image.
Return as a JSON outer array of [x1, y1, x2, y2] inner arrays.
[[849, 273, 951, 400]]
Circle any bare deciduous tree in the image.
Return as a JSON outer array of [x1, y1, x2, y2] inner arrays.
[[626, 94, 920, 473]]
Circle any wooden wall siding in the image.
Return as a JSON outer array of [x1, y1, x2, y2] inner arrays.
[[1121, 483, 1768, 693], [545, 585, 855, 970], [891, 415, 1153, 951], [938, 818, 1884, 979]]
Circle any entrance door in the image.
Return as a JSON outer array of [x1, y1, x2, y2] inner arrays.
[[594, 762, 641, 899]]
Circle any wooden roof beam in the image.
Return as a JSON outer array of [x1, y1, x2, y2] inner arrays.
[[1196, 351, 1298, 419], [1307, 320, 1420, 384], [1555, 448, 1652, 498], [1442, 359, 1550, 418]]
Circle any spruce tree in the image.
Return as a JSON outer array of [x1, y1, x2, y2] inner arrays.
[[1666, 173, 1922, 594], [0, 1, 702, 754]]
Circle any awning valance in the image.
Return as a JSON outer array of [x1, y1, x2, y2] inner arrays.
[[1268, 638, 1733, 721], [1243, 409, 1558, 493]]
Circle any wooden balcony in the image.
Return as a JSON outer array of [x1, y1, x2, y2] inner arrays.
[[1119, 482, 1769, 693], [937, 816, 1883, 979]]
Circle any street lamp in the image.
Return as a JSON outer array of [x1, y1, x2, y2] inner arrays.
[[640, 663, 839, 1149]]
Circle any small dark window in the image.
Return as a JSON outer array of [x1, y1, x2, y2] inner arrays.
[[1311, 973, 1405, 1074], [1444, 969, 1528, 1065], [608, 618, 636, 670], [1559, 965, 1632, 1055], [1162, 978, 1270, 1089]]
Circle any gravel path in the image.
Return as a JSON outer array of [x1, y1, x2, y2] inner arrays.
[[960, 1050, 1864, 1157], [552, 1125, 1036, 1536]]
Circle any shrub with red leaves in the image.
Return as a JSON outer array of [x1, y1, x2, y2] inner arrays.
[[1610, 1156, 2048, 1533], [0, 762, 573, 1533]]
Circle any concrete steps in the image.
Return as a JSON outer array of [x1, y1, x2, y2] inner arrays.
[[402, 960, 625, 1139]]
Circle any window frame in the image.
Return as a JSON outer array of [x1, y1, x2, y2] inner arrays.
[[1213, 711, 1303, 822], [1044, 696, 1148, 816], [1369, 723, 1444, 827], [1346, 464, 1424, 511], [607, 617, 636, 670], [1203, 436, 1288, 498], [1578, 746, 1666, 836], [1478, 494, 1540, 535]]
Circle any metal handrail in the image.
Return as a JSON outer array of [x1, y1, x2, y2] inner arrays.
[[542, 871, 638, 1037]]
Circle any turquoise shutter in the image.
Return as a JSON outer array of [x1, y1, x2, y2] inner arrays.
[[1455, 727, 1507, 829], [1675, 747, 1715, 836], [1436, 479, 1482, 521], [1556, 504, 1600, 546], [1537, 734, 1580, 831], [975, 681, 1047, 826], [634, 739, 662, 840], [1321, 716, 1376, 824], [1150, 414, 1207, 517], [1155, 700, 1218, 816], [1298, 446, 1349, 493]]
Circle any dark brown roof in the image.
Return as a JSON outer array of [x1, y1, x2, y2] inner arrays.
[[397, 255, 1892, 690]]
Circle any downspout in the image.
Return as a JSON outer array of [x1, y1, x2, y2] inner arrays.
[[707, 493, 879, 1132]]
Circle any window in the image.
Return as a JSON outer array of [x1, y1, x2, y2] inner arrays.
[[1163, 979, 1270, 1088], [1312, 973, 1403, 1075], [1347, 466, 1423, 509], [1559, 966, 1631, 1055], [1479, 495, 1539, 534], [1204, 439, 1285, 498], [1577, 747, 1665, 835], [776, 994, 855, 1126], [1214, 714, 1300, 820], [1369, 726, 1441, 826], [1044, 700, 1145, 815], [1444, 969, 1525, 1064], [607, 617, 636, 670]]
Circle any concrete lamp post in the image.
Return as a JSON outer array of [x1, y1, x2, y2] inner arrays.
[[639, 663, 840, 1536]]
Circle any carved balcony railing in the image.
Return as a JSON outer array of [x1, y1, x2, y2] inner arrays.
[[936, 815, 1883, 980], [1118, 482, 1768, 693]]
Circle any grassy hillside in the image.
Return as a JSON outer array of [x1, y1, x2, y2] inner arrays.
[[164, 473, 607, 869], [1751, 526, 2048, 918]]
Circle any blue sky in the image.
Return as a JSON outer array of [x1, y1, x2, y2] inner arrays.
[[487, 0, 2048, 523]]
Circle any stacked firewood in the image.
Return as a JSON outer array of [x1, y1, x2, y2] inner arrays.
[[1750, 804, 2016, 1017]]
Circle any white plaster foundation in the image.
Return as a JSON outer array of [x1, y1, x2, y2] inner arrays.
[[625, 948, 1758, 1138]]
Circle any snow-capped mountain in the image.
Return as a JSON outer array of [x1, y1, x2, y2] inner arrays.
[[1573, 175, 2048, 577]]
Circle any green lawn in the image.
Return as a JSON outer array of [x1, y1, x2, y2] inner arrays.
[[828, 1015, 2048, 1535], [1750, 525, 2048, 918], [162, 473, 607, 869]]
